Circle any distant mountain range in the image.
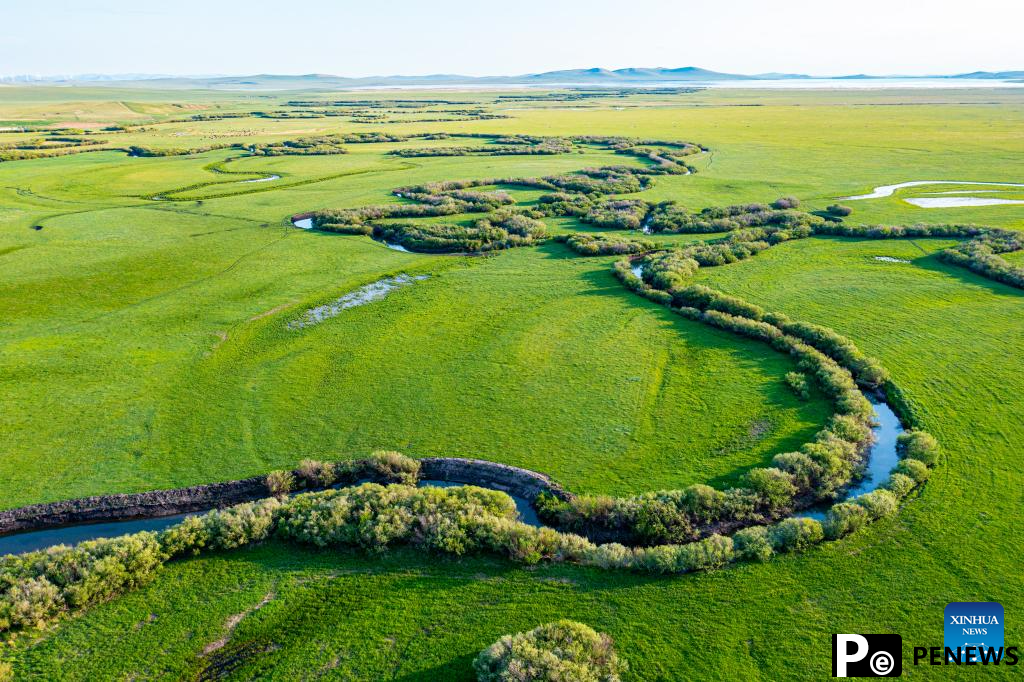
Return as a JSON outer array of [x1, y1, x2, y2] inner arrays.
[[3, 67, 1023, 90]]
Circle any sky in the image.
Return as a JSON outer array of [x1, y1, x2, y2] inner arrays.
[[2, 0, 1021, 77]]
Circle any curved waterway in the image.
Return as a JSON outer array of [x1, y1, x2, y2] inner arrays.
[[843, 180, 1024, 207], [240, 174, 280, 184], [0, 513, 195, 556], [377, 239, 412, 252], [0, 398, 902, 554], [800, 396, 904, 520]]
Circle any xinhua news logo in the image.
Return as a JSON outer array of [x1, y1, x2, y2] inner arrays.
[[945, 602, 1004, 663], [832, 634, 902, 677]]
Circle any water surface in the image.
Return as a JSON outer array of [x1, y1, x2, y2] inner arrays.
[[0, 513, 195, 556], [801, 398, 903, 521]]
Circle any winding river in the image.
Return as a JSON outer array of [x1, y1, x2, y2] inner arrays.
[[800, 397, 903, 520], [0, 395, 902, 555], [843, 180, 1024, 208]]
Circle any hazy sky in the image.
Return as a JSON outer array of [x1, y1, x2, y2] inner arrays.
[[2, 0, 1021, 77]]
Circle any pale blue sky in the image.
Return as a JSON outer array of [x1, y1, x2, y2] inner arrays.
[[2, 0, 1021, 77]]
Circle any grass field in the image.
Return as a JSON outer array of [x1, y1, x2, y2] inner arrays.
[[2, 85, 1023, 679]]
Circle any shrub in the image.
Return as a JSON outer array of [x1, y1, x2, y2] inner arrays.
[[733, 526, 773, 562], [896, 430, 939, 466], [827, 204, 853, 217], [580, 543, 635, 571], [0, 662, 11, 682], [823, 502, 871, 539], [297, 459, 336, 488], [364, 450, 420, 485], [771, 196, 800, 209], [631, 497, 696, 544], [785, 371, 810, 399], [771, 452, 823, 494], [563, 233, 655, 256], [202, 498, 282, 550], [855, 490, 899, 519], [894, 458, 930, 484], [474, 620, 627, 682], [769, 517, 824, 552], [266, 469, 295, 498], [884, 472, 917, 499], [678, 484, 726, 524], [0, 577, 62, 631], [678, 534, 734, 571], [744, 468, 797, 511]]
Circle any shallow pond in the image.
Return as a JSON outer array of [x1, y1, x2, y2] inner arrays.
[[288, 274, 428, 329], [904, 197, 1024, 208], [874, 256, 911, 263], [292, 217, 313, 230]]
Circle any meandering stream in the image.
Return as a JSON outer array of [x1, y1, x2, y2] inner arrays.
[[843, 180, 1024, 207], [800, 397, 903, 520], [0, 395, 902, 555]]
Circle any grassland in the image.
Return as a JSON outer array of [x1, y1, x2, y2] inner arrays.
[[2, 85, 1023, 679]]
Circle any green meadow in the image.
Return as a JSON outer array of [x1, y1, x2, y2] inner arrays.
[[1, 85, 1022, 679]]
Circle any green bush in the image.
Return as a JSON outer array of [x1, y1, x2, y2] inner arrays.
[[563, 233, 655, 256], [771, 452, 823, 494], [894, 458, 930, 484], [364, 450, 421, 485], [744, 468, 797, 511], [678, 534, 734, 571], [297, 459, 336, 488], [785, 371, 810, 399], [771, 196, 800, 209], [474, 620, 627, 682], [678, 484, 726, 524], [855, 490, 899, 519], [0, 532, 165, 632], [733, 526, 774, 562], [823, 502, 871, 539], [896, 430, 939, 466], [631, 497, 696, 544], [827, 204, 853, 217], [266, 469, 295, 498], [883, 472, 917, 498], [769, 518, 824, 552]]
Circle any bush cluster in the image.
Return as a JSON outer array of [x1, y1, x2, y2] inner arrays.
[[559, 233, 656, 256], [474, 620, 627, 682], [372, 209, 547, 254], [249, 136, 349, 155], [645, 201, 823, 235]]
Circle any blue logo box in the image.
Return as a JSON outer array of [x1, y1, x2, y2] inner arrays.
[[945, 602, 1004, 663]]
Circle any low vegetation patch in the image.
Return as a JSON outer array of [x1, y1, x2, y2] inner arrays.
[[474, 620, 627, 682], [558, 233, 656, 256]]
